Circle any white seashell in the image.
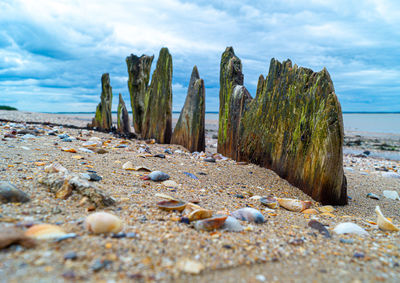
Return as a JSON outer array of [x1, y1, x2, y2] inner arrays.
[[231, 208, 265, 224], [122, 161, 134, 170], [382, 190, 400, 200], [44, 163, 68, 174], [333, 222, 369, 236], [221, 216, 243, 232], [177, 258, 204, 274], [277, 198, 311, 212], [375, 206, 399, 232], [85, 212, 123, 234], [162, 180, 179, 188]]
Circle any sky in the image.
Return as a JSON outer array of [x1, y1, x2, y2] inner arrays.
[[0, 0, 399, 113]]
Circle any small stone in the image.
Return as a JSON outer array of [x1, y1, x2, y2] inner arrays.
[[164, 149, 172, 154], [153, 154, 166, 159], [146, 171, 170, 182], [91, 259, 112, 272], [64, 251, 78, 260], [88, 173, 102, 182], [234, 194, 244, 199], [204, 157, 216, 163], [308, 220, 331, 238], [339, 238, 354, 244], [126, 232, 139, 238], [62, 271, 76, 279], [111, 232, 126, 238], [0, 182, 30, 203], [353, 252, 365, 259]]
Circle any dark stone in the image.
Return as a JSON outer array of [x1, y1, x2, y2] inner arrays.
[[171, 66, 205, 152], [89, 74, 113, 131], [88, 173, 102, 182], [0, 182, 30, 203], [64, 251, 78, 260], [218, 47, 347, 205], [308, 220, 331, 238], [111, 232, 126, 238], [142, 48, 173, 143], [204, 157, 216, 163], [126, 54, 154, 134], [117, 94, 131, 134], [153, 154, 165, 159]]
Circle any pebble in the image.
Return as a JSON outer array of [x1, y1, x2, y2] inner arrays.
[[353, 252, 365, 259], [308, 220, 331, 238], [64, 251, 78, 260], [147, 171, 170, 182], [0, 182, 30, 203], [339, 238, 354, 244], [183, 172, 198, 180], [204, 157, 216, 163], [92, 259, 112, 272], [164, 149, 172, 154], [111, 232, 126, 238], [88, 173, 102, 182], [153, 154, 165, 159]]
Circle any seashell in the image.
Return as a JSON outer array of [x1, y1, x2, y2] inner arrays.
[[333, 222, 369, 236], [155, 193, 179, 201], [186, 209, 213, 222], [382, 190, 400, 200], [366, 193, 380, 200], [44, 163, 68, 174], [318, 205, 335, 213], [193, 215, 228, 231], [183, 203, 212, 221], [0, 182, 30, 203], [277, 198, 311, 212], [25, 224, 67, 240], [375, 206, 400, 232], [122, 161, 135, 170], [221, 216, 243, 232], [260, 196, 279, 209], [177, 258, 204, 274], [302, 208, 319, 215], [147, 171, 170, 181], [157, 200, 187, 212], [162, 180, 179, 188], [231, 208, 265, 224], [85, 212, 123, 234], [61, 147, 77, 153]]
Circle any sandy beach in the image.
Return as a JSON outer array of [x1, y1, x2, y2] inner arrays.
[[1, 110, 400, 282]]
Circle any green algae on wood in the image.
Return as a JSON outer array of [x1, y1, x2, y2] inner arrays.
[[218, 47, 347, 205], [117, 93, 131, 134], [141, 47, 173, 144], [126, 54, 154, 134], [171, 66, 205, 152], [89, 73, 113, 131], [218, 47, 250, 158]]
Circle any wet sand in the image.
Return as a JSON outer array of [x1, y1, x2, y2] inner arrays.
[[0, 110, 399, 282]]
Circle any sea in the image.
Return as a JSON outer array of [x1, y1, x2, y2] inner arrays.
[[57, 112, 400, 135]]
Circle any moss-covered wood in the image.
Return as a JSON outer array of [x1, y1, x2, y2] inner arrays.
[[218, 47, 347, 205], [126, 54, 154, 134], [117, 93, 131, 134], [171, 66, 205, 152], [141, 47, 173, 144], [218, 47, 247, 157], [89, 73, 113, 131]]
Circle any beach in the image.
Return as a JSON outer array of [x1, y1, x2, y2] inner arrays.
[[0, 110, 400, 282]]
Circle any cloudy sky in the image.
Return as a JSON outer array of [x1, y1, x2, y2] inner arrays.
[[0, 0, 399, 112]]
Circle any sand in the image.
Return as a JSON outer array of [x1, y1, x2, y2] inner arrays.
[[0, 110, 399, 283]]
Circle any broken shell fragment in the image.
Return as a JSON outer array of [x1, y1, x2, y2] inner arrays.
[[162, 180, 179, 189], [25, 224, 67, 240], [44, 163, 68, 174], [157, 200, 187, 212], [318, 205, 335, 213], [302, 209, 319, 214], [85, 212, 123, 234], [375, 206, 400, 232], [333, 222, 369, 236], [277, 198, 311, 212], [260, 196, 279, 209], [122, 161, 135, 170], [221, 216, 243, 232], [194, 215, 228, 231], [231, 208, 265, 224]]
